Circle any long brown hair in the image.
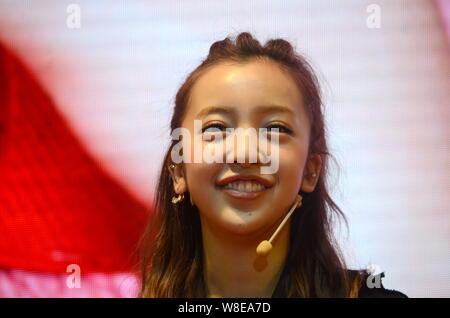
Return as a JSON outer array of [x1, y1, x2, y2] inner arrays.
[[139, 32, 362, 297]]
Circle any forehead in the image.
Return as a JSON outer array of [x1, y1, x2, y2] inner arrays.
[[186, 59, 304, 116]]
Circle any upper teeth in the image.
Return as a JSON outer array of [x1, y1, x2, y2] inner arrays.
[[223, 181, 266, 192]]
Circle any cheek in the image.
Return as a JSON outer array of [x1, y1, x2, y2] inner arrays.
[[276, 143, 307, 192], [184, 162, 220, 203]]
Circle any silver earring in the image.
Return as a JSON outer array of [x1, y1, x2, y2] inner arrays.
[[172, 193, 185, 204]]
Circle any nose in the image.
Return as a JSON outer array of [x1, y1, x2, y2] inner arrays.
[[224, 128, 269, 166]]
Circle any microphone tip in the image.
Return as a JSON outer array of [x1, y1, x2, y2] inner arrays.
[[256, 240, 272, 257]]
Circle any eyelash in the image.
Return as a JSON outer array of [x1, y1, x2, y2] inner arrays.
[[201, 123, 293, 135], [266, 123, 293, 134], [201, 123, 227, 133]]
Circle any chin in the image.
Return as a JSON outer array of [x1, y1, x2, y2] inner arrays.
[[215, 207, 272, 235]]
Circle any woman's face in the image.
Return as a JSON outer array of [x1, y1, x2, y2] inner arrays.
[[172, 58, 320, 236]]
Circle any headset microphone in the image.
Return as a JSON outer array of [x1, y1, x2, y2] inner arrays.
[[256, 194, 302, 257]]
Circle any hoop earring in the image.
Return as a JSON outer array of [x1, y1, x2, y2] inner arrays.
[[172, 193, 185, 204]]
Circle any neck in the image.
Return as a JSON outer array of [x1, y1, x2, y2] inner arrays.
[[201, 217, 291, 298]]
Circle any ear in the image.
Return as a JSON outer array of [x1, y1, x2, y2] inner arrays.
[[168, 163, 187, 194], [301, 154, 322, 193]]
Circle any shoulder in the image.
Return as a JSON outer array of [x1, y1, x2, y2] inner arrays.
[[348, 270, 408, 298]]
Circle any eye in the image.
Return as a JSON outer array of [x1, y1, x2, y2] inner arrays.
[[266, 123, 293, 134], [201, 122, 227, 134]]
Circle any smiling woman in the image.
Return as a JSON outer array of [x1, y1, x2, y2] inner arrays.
[[138, 32, 406, 298]]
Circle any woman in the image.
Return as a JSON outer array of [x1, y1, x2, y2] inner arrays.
[[139, 32, 406, 298]]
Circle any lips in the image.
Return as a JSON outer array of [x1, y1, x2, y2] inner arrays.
[[216, 175, 274, 199], [223, 180, 266, 192], [217, 174, 273, 187]]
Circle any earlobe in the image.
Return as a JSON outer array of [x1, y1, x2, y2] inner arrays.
[[300, 154, 322, 193], [301, 173, 317, 193], [173, 179, 187, 194]]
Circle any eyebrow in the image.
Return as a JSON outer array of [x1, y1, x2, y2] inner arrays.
[[257, 104, 295, 116], [196, 104, 294, 118], [196, 106, 235, 118]]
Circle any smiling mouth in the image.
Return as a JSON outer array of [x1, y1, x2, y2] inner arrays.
[[217, 180, 271, 199]]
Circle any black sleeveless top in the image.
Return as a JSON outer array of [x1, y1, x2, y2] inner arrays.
[[271, 269, 407, 298], [356, 271, 407, 298]]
